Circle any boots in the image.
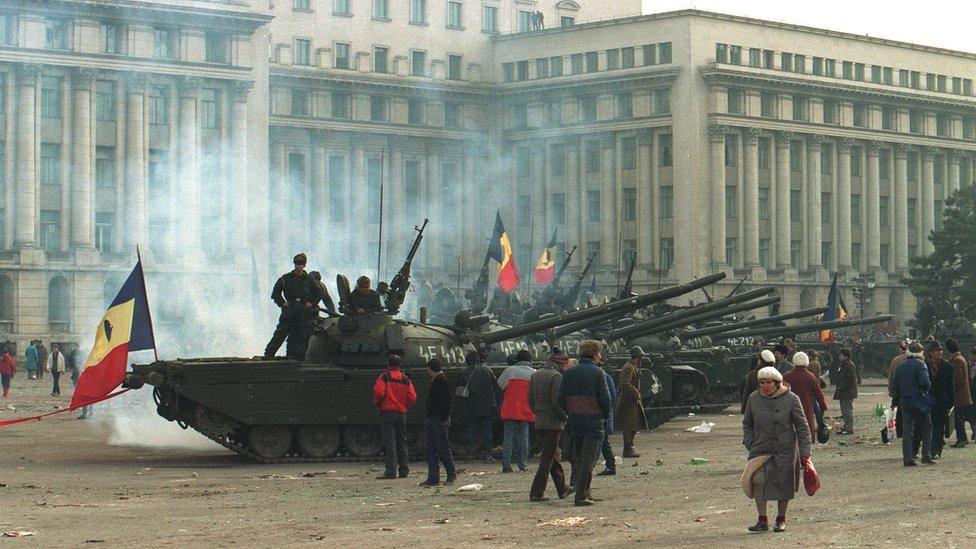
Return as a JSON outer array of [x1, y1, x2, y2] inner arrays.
[[622, 445, 641, 458], [2, 387, 7, 397]]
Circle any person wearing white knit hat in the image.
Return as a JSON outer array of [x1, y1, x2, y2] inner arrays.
[[741, 351, 778, 414], [783, 351, 827, 441], [742, 363, 811, 533]]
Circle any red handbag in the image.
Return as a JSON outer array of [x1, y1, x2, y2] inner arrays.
[[802, 457, 820, 496]]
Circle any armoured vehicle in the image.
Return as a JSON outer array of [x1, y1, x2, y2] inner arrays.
[[124, 221, 725, 462]]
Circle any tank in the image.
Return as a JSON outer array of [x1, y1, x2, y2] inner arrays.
[[124, 222, 726, 462]]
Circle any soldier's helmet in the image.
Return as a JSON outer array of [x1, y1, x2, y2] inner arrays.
[[293, 253, 307, 265], [357, 275, 371, 287]]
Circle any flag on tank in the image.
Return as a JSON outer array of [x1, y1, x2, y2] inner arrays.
[[487, 211, 521, 293], [534, 230, 558, 285], [819, 273, 848, 343], [70, 258, 156, 409]]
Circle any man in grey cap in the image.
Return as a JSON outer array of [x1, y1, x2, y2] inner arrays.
[[615, 346, 649, 458]]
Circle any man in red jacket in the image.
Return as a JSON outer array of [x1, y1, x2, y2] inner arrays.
[[0, 346, 16, 398], [783, 351, 827, 439], [498, 349, 536, 472], [373, 354, 417, 479]]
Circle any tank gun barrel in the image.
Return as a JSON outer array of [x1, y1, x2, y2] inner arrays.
[[480, 272, 727, 345], [608, 286, 776, 340], [717, 314, 894, 339], [683, 306, 828, 338], [611, 294, 780, 340], [550, 309, 630, 340], [385, 218, 428, 314]]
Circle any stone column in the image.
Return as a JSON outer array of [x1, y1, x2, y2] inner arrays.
[[125, 73, 148, 250], [564, 138, 580, 254], [2, 73, 14, 250], [742, 128, 760, 267], [353, 143, 368, 264], [775, 131, 793, 268], [806, 135, 823, 268], [921, 147, 935, 254], [708, 124, 727, 267], [636, 129, 653, 267], [865, 141, 881, 270], [948, 150, 961, 195], [14, 64, 38, 248], [70, 68, 95, 249], [229, 80, 253, 253], [836, 138, 853, 270], [178, 77, 202, 254], [461, 150, 477, 272], [893, 144, 909, 271], [311, 129, 328, 239], [600, 134, 614, 267]]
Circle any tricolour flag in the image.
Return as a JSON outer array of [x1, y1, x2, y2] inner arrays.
[[70, 259, 156, 409], [534, 230, 558, 285], [487, 211, 520, 293], [819, 273, 848, 343], [589, 274, 599, 295]]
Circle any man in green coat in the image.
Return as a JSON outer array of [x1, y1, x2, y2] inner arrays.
[[833, 348, 859, 434]]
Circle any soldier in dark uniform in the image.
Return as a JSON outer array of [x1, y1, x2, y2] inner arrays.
[[348, 275, 383, 314], [264, 253, 322, 359], [309, 271, 338, 316]]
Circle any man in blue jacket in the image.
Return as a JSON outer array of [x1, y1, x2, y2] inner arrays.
[[894, 341, 933, 466], [558, 340, 611, 506], [597, 361, 617, 476]]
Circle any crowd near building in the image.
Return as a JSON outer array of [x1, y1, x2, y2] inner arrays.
[[0, 0, 972, 354]]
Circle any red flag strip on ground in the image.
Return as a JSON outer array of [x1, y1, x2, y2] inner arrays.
[[534, 230, 557, 285], [487, 211, 521, 293]]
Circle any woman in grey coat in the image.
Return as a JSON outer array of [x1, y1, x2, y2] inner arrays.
[[742, 366, 812, 533]]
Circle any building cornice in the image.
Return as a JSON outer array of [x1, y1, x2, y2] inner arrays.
[[497, 68, 679, 99], [503, 115, 673, 141], [269, 117, 485, 141], [0, 48, 253, 81], [269, 68, 493, 100]]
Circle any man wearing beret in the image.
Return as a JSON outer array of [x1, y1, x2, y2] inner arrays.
[[264, 253, 322, 359]]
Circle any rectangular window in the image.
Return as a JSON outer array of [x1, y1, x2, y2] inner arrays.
[[149, 85, 168, 125], [716, 43, 729, 63], [882, 107, 896, 131], [660, 186, 673, 218], [658, 42, 672, 64], [760, 92, 777, 118], [726, 238, 738, 266], [908, 152, 918, 182], [536, 58, 549, 79], [851, 148, 862, 177], [373, 0, 388, 18], [884, 67, 893, 84], [622, 188, 637, 221], [41, 77, 62, 119], [153, 28, 176, 59], [586, 190, 601, 222], [622, 239, 637, 264], [411, 50, 426, 76], [851, 243, 862, 271], [552, 192, 566, 223], [821, 193, 832, 224], [571, 53, 583, 74], [580, 96, 597, 122], [551, 56, 564, 77], [328, 156, 346, 221], [447, 1, 462, 28], [444, 101, 461, 128], [587, 241, 601, 262], [516, 60, 528, 81], [725, 135, 738, 167], [792, 96, 807, 121], [824, 58, 836, 77], [291, 89, 308, 116], [294, 38, 311, 65], [335, 0, 351, 15], [854, 63, 865, 81], [790, 141, 801, 172], [94, 212, 114, 253], [790, 189, 801, 220], [727, 88, 744, 114], [937, 113, 950, 137], [585, 51, 598, 73], [758, 187, 770, 219], [200, 89, 219, 128], [502, 63, 514, 83], [749, 48, 761, 67], [621, 137, 637, 170], [935, 156, 945, 184], [335, 43, 351, 69], [791, 240, 802, 268], [899, 69, 910, 87], [551, 144, 566, 176], [781, 52, 792, 71], [660, 238, 674, 270], [880, 196, 890, 226], [518, 10, 533, 32], [758, 138, 770, 169], [907, 198, 918, 228], [482, 5, 497, 32], [40, 144, 61, 186], [643, 44, 656, 66], [607, 49, 620, 70], [448, 54, 462, 80], [659, 134, 672, 167], [821, 144, 833, 174], [853, 103, 867, 127], [842, 61, 853, 79], [653, 89, 670, 113], [547, 102, 561, 126], [95, 81, 116, 121], [512, 103, 527, 128], [622, 47, 635, 68], [730, 45, 742, 65], [725, 185, 738, 218], [880, 244, 890, 270], [45, 19, 69, 50], [40, 210, 60, 253], [758, 239, 770, 268], [408, 99, 424, 124], [617, 92, 633, 118], [909, 111, 923, 134], [204, 32, 228, 64], [374, 46, 389, 73], [560, 16, 574, 27], [821, 241, 832, 268], [851, 194, 861, 226], [871, 65, 882, 83], [793, 54, 805, 73], [585, 141, 600, 173], [370, 96, 387, 121], [879, 149, 891, 180], [813, 57, 823, 75], [95, 146, 115, 189], [101, 22, 123, 54]]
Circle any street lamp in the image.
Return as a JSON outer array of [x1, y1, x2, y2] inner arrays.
[[849, 273, 877, 341]]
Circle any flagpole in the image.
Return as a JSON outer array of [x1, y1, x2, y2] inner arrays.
[[136, 246, 160, 362], [377, 148, 385, 281]]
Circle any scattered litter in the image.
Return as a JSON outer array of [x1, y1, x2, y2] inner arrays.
[[694, 517, 706, 523], [251, 474, 298, 480], [85, 540, 106, 543], [434, 518, 450, 524], [538, 517, 590, 527], [632, 461, 639, 467], [481, 535, 494, 540], [713, 509, 733, 515], [374, 502, 397, 507], [457, 483, 483, 492], [655, 459, 664, 466], [301, 472, 330, 478], [368, 527, 396, 532], [640, 471, 649, 475], [468, 471, 486, 476], [623, 522, 634, 528], [686, 421, 715, 434], [4, 531, 36, 537], [6, 404, 14, 411], [687, 413, 696, 417], [191, 473, 198, 478], [689, 457, 709, 465]]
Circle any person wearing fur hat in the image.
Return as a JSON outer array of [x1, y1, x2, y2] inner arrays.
[[772, 344, 793, 375], [742, 366, 812, 533], [833, 349, 859, 434], [742, 350, 776, 414], [614, 346, 649, 458], [783, 352, 827, 439], [894, 341, 934, 466]]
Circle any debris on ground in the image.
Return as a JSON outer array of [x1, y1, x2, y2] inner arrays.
[[3, 531, 37, 537], [434, 518, 450, 524], [537, 517, 590, 527], [686, 422, 715, 433], [689, 457, 709, 465], [457, 483, 483, 492]]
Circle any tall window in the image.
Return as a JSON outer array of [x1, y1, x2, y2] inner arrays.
[[617, 92, 633, 118], [374, 46, 389, 73], [607, 49, 620, 70], [758, 187, 770, 219], [622, 47, 635, 68], [95, 81, 116, 121], [149, 85, 168, 125], [95, 212, 114, 252], [659, 134, 673, 167], [622, 188, 637, 221], [821, 193, 832, 224], [101, 22, 123, 54], [551, 144, 566, 176], [653, 89, 670, 113], [880, 196, 890, 226], [792, 96, 807, 121], [907, 198, 917, 228], [201, 89, 219, 128], [580, 96, 597, 122], [511, 103, 527, 129], [726, 185, 738, 218], [41, 77, 62, 119], [726, 238, 738, 265], [334, 0, 351, 15], [660, 186, 673, 218], [335, 43, 350, 69], [444, 101, 461, 128], [758, 239, 770, 268], [659, 42, 672, 64], [482, 5, 497, 32], [790, 240, 801, 268], [758, 138, 770, 169], [372, 0, 389, 18], [205, 32, 228, 64], [153, 28, 176, 59], [821, 242, 832, 267], [329, 156, 346, 221], [331, 92, 350, 119], [622, 137, 637, 170], [727, 88, 744, 114], [790, 190, 801, 220], [40, 211, 60, 253], [48, 276, 69, 325], [551, 56, 564, 77], [45, 19, 69, 50], [410, 0, 428, 23], [851, 195, 862, 226], [821, 144, 833, 174], [518, 10, 533, 32], [294, 38, 311, 65], [760, 92, 776, 118], [447, 1, 462, 28], [0, 274, 11, 323], [660, 239, 674, 270], [370, 96, 388, 121], [291, 89, 308, 116], [584, 141, 600, 172], [536, 58, 549, 78], [586, 190, 601, 222], [853, 103, 867, 127], [408, 98, 424, 124], [294, 0, 311, 10], [40, 144, 61, 186], [95, 146, 115, 189], [448, 54, 462, 80], [552, 192, 566, 223], [851, 148, 862, 177], [585, 51, 598, 72], [411, 50, 426, 76]]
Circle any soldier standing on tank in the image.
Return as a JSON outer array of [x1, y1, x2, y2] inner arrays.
[[264, 253, 321, 359], [348, 276, 383, 314], [308, 271, 338, 316]]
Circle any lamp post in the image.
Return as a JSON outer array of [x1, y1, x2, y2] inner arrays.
[[849, 273, 877, 339]]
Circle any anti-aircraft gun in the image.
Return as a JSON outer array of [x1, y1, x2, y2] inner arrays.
[[558, 253, 596, 311], [384, 218, 427, 315]]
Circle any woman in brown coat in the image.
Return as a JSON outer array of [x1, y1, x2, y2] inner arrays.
[[742, 366, 812, 533], [947, 338, 974, 447], [614, 347, 648, 458]]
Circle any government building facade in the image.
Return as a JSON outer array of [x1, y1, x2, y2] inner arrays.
[[0, 1, 969, 355]]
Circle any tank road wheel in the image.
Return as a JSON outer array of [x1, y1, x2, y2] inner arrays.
[[406, 424, 426, 458], [247, 425, 293, 460], [343, 425, 383, 457], [296, 425, 341, 458]]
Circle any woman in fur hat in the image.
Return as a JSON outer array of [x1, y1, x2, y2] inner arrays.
[[742, 366, 812, 533]]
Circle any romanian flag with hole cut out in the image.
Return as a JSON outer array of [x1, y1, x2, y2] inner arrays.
[[487, 211, 520, 293], [819, 273, 848, 343], [534, 230, 557, 285], [70, 260, 156, 409]]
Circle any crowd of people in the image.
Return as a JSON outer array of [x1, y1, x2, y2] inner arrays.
[[0, 340, 93, 418], [370, 340, 646, 507]]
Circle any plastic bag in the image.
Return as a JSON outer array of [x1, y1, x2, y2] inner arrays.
[[686, 421, 715, 433], [883, 408, 896, 443], [802, 457, 820, 496]]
